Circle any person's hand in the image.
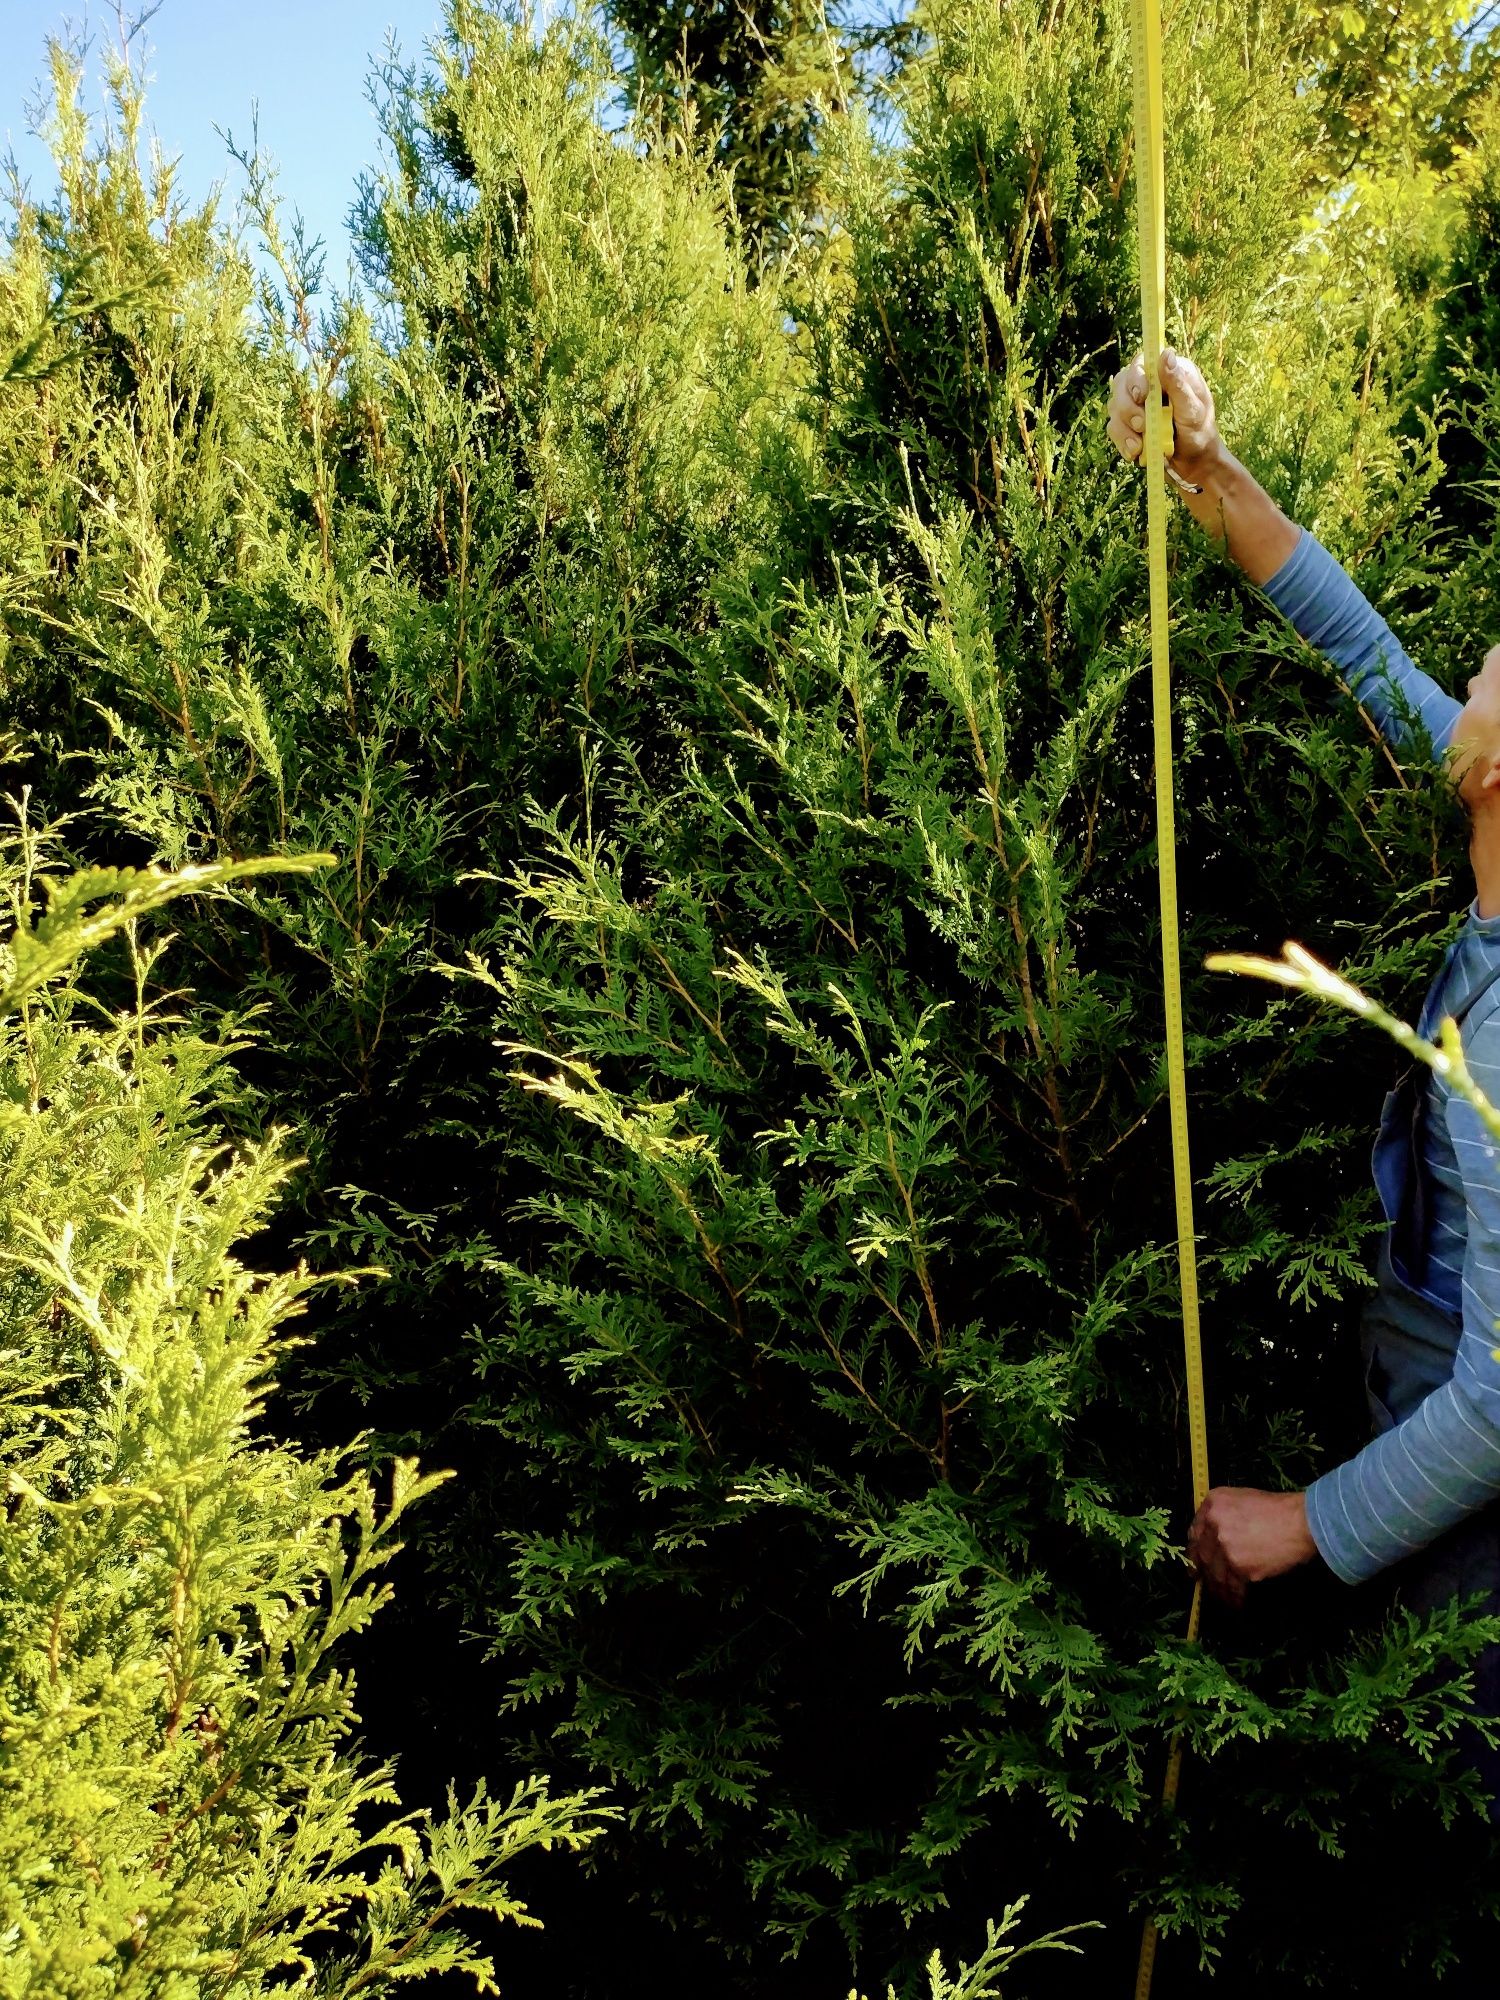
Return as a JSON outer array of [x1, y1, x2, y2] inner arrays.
[[1186, 1487, 1318, 1609], [1105, 348, 1224, 488]]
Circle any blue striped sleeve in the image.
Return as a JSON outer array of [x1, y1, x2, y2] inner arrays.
[[1306, 1007, 1500, 1584], [1261, 528, 1461, 755]]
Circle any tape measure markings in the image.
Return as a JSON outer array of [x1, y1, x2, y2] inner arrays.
[[1127, 0, 1210, 1990]]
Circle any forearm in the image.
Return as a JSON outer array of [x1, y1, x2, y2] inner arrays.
[[1173, 441, 1300, 586], [1252, 519, 1461, 753], [1305, 1376, 1500, 1585], [1110, 352, 1458, 745]]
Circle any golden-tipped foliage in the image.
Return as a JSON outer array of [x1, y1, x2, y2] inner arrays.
[[0, 813, 611, 1993]]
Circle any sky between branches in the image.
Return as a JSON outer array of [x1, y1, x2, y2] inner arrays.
[[3, 0, 449, 283]]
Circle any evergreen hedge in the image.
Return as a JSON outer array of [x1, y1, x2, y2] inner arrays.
[[6, 1, 1500, 1991]]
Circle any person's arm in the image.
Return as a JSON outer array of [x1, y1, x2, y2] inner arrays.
[[1255, 527, 1461, 758], [1304, 1018, 1500, 1586], [1105, 351, 1461, 755], [1105, 350, 1297, 582], [1190, 1016, 1500, 1599]]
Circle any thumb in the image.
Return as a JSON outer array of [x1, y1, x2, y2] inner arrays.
[[1158, 350, 1198, 422]]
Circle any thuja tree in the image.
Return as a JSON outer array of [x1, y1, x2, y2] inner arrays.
[[0, 813, 610, 1994], [0, 3, 798, 1449], [7, 1, 1500, 1994], [436, 1, 1500, 1991], [1304, 0, 1500, 186], [610, 0, 853, 253], [0, 14, 819, 1986]]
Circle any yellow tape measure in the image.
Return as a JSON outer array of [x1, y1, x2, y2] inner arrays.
[[1127, 0, 1210, 1990]]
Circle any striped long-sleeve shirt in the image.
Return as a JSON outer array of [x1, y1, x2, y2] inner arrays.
[[1260, 527, 1500, 1585]]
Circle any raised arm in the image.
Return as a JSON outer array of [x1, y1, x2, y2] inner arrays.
[[1105, 348, 1297, 581], [1105, 351, 1461, 757]]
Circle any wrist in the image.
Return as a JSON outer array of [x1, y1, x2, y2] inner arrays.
[[1288, 1491, 1318, 1565], [1181, 434, 1233, 494]]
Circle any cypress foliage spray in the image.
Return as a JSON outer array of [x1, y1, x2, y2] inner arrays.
[[6, 2, 1500, 1992]]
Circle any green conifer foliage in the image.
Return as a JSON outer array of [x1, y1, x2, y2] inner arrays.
[[1304, 0, 1500, 185], [417, 3, 1500, 1986], [6, 1, 1500, 1992], [0, 816, 610, 1994], [1402, 85, 1500, 536], [608, 0, 852, 253]]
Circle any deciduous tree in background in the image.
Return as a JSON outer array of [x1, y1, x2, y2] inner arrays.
[[1305, 0, 1500, 184]]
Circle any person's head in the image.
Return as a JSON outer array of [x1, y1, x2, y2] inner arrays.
[[1451, 643, 1500, 813]]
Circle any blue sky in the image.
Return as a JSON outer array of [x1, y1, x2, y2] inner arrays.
[[4, 1, 453, 281]]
